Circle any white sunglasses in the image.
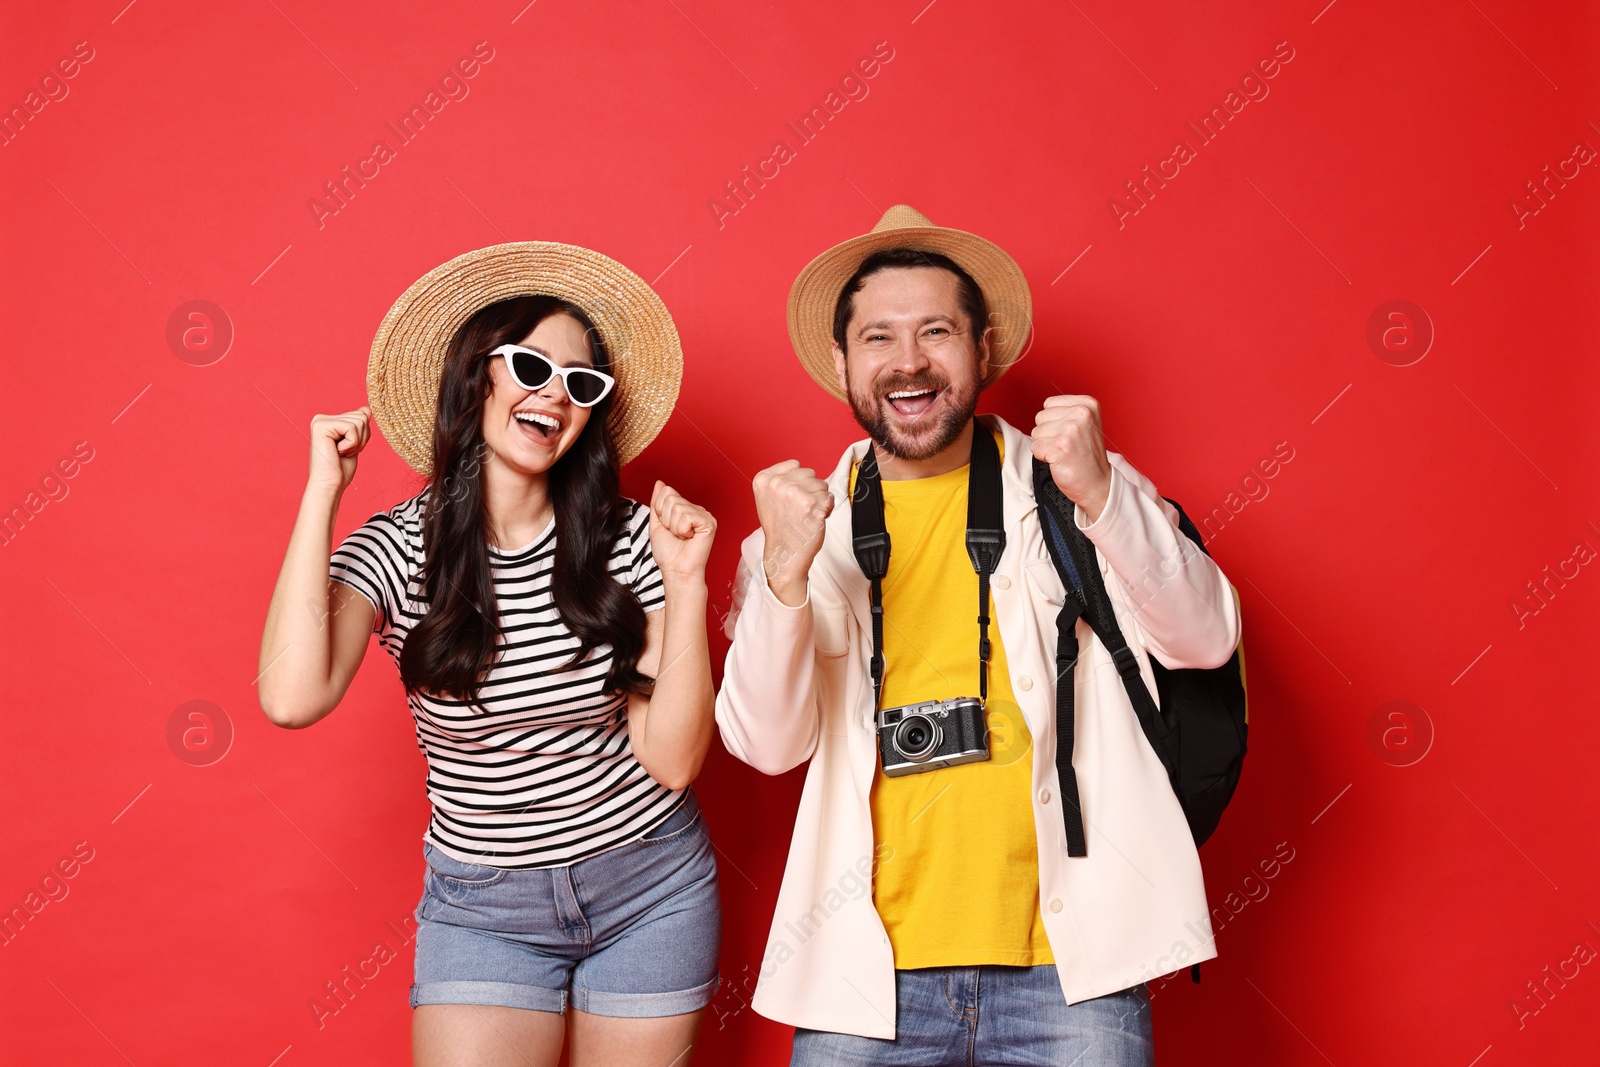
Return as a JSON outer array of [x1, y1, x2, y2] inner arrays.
[[489, 344, 616, 408]]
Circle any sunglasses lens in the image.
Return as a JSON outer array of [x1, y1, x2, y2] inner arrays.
[[509, 350, 554, 390], [565, 370, 611, 406]]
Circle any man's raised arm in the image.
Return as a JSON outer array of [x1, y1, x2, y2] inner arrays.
[[714, 461, 836, 775], [1077, 452, 1242, 669], [1032, 394, 1240, 670]]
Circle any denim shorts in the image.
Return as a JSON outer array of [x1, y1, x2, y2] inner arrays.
[[791, 965, 1152, 1066], [410, 790, 721, 1017]]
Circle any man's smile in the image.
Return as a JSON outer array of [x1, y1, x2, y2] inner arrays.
[[885, 387, 941, 421]]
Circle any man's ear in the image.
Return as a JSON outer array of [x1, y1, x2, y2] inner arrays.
[[831, 341, 849, 396], [974, 325, 992, 383]]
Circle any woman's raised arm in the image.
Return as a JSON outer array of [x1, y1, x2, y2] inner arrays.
[[257, 406, 378, 729], [626, 481, 717, 790]]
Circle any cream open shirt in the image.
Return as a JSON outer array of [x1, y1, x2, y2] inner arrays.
[[715, 414, 1243, 1039]]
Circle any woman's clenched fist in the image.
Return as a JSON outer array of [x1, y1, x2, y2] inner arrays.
[[309, 406, 372, 496]]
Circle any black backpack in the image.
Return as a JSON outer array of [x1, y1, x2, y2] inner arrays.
[[1031, 458, 1248, 853]]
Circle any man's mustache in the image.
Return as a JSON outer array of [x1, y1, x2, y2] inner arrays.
[[871, 372, 949, 397]]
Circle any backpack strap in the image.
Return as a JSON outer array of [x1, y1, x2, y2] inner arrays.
[[1043, 469, 1161, 718], [1033, 460, 1183, 852], [1032, 464, 1089, 857]]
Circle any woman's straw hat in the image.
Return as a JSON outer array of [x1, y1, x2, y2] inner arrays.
[[368, 241, 682, 475], [786, 204, 1033, 401]]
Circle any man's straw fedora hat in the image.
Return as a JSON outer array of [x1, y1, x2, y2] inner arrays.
[[368, 241, 682, 476], [786, 204, 1033, 401]]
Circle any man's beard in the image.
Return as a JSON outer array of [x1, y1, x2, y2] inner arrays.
[[846, 367, 979, 462]]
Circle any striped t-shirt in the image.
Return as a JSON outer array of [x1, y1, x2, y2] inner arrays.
[[328, 489, 683, 869]]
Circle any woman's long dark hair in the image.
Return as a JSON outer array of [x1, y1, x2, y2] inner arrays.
[[397, 295, 651, 711]]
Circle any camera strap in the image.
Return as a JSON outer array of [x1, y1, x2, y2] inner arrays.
[[851, 420, 1006, 712]]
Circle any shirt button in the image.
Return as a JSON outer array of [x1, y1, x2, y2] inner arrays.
[[1039, 788, 1052, 804], [1049, 898, 1063, 913], [1017, 676, 1033, 691], [994, 575, 1011, 590]]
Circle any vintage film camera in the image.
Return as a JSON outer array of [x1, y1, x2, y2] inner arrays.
[[877, 696, 990, 777]]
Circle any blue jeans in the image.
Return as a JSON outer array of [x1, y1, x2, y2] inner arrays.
[[790, 965, 1153, 1066], [410, 790, 720, 1017]]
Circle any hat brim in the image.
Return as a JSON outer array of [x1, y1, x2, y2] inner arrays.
[[368, 241, 682, 476], [786, 224, 1033, 402]]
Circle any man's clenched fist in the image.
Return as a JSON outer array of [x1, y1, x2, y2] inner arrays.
[[1031, 394, 1112, 523], [753, 460, 835, 607]]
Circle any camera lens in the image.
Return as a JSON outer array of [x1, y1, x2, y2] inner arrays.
[[893, 714, 942, 762]]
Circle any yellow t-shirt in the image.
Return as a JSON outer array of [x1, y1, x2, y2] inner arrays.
[[855, 434, 1054, 968]]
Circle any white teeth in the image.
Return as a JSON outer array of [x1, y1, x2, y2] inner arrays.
[[888, 389, 934, 399], [514, 411, 560, 428]]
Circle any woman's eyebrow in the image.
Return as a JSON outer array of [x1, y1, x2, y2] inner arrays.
[[518, 341, 593, 368]]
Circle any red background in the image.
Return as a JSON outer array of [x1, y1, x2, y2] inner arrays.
[[3, 1, 1597, 1064]]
